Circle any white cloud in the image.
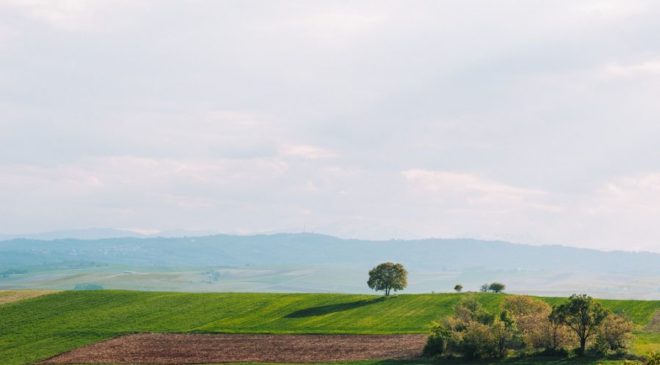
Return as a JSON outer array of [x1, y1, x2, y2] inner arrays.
[[3, 0, 109, 30], [402, 170, 545, 201], [577, 0, 649, 19], [604, 60, 660, 77], [2, 1, 660, 252], [278, 144, 337, 160]]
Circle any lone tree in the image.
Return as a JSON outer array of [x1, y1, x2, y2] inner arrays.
[[454, 284, 463, 293], [367, 262, 407, 296], [552, 294, 609, 355], [489, 282, 506, 293]]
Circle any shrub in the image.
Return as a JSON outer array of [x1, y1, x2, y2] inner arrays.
[[425, 293, 633, 361], [503, 295, 551, 350], [594, 314, 633, 355], [423, 321, 451, 357], [461, 321, 498, 358], [647, 351, 660, 365], [425, 297, 518, 359], [455, 296, 494, 325]]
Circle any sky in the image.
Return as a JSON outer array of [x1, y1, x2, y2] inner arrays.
[[1, 1, 660, 252]]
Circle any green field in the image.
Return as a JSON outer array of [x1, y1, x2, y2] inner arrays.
[[0, 291, 658, 365]]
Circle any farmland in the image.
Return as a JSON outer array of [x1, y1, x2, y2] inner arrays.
[[0, 291, 658, 365]]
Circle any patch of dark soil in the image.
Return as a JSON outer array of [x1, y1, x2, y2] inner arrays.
[[42, 333, 427, 364]]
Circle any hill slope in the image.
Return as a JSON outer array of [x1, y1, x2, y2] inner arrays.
[[0, 291, 658, 365]]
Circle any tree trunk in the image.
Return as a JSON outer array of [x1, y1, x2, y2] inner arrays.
[[579, 337, 586, 355]]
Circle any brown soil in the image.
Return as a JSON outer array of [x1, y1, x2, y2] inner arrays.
[[42, 333, 427, 364], [648, 310, 660, 332]]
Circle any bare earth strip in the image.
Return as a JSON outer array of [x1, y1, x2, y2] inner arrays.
[[648, 310, 660, 332], [0, 290, 57, 305], [43, 333, 427, 364]]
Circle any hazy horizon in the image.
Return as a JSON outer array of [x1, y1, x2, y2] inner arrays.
[[3, 1, 660, 252], [2, 227, 660, 254]]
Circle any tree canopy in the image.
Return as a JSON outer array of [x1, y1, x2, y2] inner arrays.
[[551, 294, 609, 355], [489, 283, 506, 293], [367, 262, 407, 296]]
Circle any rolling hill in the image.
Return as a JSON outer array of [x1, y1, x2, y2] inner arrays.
[[1, 233, 659, 298], [0, 291, 658, 365]]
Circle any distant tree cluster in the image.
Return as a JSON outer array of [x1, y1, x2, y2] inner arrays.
[[423, 294, 633, 359], [479, 282, 506, 293], [451, 283, 505, 293], [73, 283, 104, 290]]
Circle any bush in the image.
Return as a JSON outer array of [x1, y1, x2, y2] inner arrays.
[[461, 321, 498, 358], [425, 294, 634, 361], [455, 296, 494, 325], [425, 297, 517, 359], [594, 314, 633, 355], [423, 322, 450, 357], [503, 296, 552, 350], [645, 351, 660, 365]]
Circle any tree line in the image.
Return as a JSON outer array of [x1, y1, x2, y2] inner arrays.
[[367, 262, 507, 296], [423, 294, 634, 359]]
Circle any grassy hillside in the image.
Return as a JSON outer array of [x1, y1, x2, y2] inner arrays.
[[0, 291, 658, 365]]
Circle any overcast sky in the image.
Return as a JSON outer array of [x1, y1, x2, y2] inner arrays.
[[2, 1, 660, 251]]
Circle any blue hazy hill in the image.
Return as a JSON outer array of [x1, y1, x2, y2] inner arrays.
[[1, 233, 658, 298]]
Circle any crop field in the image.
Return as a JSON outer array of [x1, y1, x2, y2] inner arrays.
[[0, 291, 658, 365]]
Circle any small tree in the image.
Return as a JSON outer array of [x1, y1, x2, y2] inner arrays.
[[489, 282, 506, 293], [454, 284, 463, 293], [552, 294, 608, 355], [493, 310, 520, 357], [480, 283, 490, 292], [548, 306, 576, 352], [367, 262, 407, 296]]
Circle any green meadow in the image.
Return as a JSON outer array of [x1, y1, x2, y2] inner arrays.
[[0, 291, 658, 365]]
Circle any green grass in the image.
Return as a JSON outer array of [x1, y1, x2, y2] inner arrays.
[[0, 291, 657, 365], [633, 331, 660, 354]]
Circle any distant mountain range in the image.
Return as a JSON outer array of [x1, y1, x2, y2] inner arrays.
[[1, 233, 658, 299], [0, 228, 216, 241]]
